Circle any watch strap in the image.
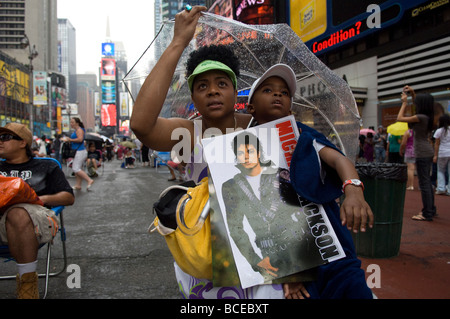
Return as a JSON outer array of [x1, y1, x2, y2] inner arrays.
[[342, 179, 364, 192]]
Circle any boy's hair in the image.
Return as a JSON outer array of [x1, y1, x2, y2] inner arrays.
[[247, 64, 296, 104], [186, 45, 240, 79]]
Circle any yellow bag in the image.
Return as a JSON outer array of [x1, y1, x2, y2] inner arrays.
[[152, 177, 212, 279]]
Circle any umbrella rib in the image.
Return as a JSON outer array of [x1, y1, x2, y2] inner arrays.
[[200, 13, 266, 73], [293, 95, 317, 109], [276, 46, 286, 65], [292, 101, 316, 110], [123, 21, 167, 82]]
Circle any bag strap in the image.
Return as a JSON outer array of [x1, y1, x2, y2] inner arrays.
[[156, 185, 190, 209]]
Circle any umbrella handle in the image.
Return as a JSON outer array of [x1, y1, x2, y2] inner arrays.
[[176, 196, 210, 236]]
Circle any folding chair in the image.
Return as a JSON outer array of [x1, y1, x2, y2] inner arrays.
[[154, 151, 171, 172], [0, 157, 68, 299]]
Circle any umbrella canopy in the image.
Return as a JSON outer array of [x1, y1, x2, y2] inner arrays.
[[120, 141, 137, 149], [387, 122, 408, 136], [85, 133, 104, 142], [360, 128, 376, 136], [124, 12, 361, 160], [100, 135, 113, 143]]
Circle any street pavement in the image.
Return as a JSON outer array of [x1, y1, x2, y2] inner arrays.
[[1, 159, 181, 299], [359, 176, 450, 299], [1, 159, 449, 299]]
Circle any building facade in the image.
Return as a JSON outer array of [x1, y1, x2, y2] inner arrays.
[[0, 0, 58, 136], [204, 0, 449, 129], [294, 0, 450, 128], [58, 18, 76, 104]]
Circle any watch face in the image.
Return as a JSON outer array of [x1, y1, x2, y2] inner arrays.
[[351, 179, 361, 186]]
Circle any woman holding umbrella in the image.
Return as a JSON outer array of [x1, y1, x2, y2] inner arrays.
[[130, 6, 284, 299], [397, 85, 436, 221]]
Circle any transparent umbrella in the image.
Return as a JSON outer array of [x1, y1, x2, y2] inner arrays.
[[123, 12, 361, 160]]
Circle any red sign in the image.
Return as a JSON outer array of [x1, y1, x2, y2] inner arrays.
[[101, 104, 116, 127]]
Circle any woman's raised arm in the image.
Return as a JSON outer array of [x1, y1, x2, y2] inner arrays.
[[130, 6, 207, 151]]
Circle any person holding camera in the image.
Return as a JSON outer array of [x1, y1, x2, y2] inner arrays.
[[397, 85, 436, 221]]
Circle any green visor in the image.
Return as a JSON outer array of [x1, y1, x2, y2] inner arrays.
[[187, 60, 237, 92]]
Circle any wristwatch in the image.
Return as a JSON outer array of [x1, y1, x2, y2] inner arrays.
[[342, 179, 364, 192]]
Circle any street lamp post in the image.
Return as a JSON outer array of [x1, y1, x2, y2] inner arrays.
[[20, 33, 38, 135]]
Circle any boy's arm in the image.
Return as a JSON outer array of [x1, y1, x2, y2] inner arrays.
[[319, 147, 374, 233]]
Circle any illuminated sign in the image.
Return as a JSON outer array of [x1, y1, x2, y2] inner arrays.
[[0, 59, 29, 103], [102, 42, 115, 57], [101, 104, 117, 127], [101, 80, 116, 104], [301, 0, 430, 55], [312, 21, 363, 53], [290, 0, 327, 43], [235, 0, 266, 17], [412, 0, 450, 17], [101, 58, 116, 81], [234, 0, 274, 24], [33, 71, 48, 106]]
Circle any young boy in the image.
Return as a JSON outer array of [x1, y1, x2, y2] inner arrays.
[[247, 64, 374, 299]]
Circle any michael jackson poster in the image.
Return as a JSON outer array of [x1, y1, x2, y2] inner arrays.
[[202, 115, 345, 289]]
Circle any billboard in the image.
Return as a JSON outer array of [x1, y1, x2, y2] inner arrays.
[[290, 0, 327, 43], [0, 59, 29, 103], [101, 104, 117, 127], [33, 71, 48, 106], [102, 42, 115, 57], [120, 92, 129, 117], [293, 0, 431, 54], [94, 92, 101, 117], [101, 80, 116, 104], [234, 0, 275, 24], [101, 58, 116, 81]]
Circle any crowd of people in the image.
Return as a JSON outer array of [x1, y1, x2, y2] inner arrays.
[[0, 5, 447, 300]]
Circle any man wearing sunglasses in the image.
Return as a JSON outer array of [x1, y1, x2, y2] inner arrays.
[[0, 123, 74, 299]]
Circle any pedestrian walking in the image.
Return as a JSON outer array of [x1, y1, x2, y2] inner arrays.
[[62, 117, 94, 191], [433, 113, 450, 195]]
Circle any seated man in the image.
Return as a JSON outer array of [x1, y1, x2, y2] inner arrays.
[[0, 123, 75, 299], [86, 142, 102, 177]]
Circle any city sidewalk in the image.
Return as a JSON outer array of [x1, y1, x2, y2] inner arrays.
[[0, 161, 448, 299], [359, 177, 450, 299]]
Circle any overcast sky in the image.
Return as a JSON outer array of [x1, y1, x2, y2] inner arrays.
[[57, 0, 156, 75]]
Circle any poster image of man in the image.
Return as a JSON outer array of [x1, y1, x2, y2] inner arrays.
[[222, 131, 324, 283], [203, 118, 345, 289]]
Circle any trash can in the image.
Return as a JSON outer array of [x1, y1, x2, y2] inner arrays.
[[351, 163, 407, 258]]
